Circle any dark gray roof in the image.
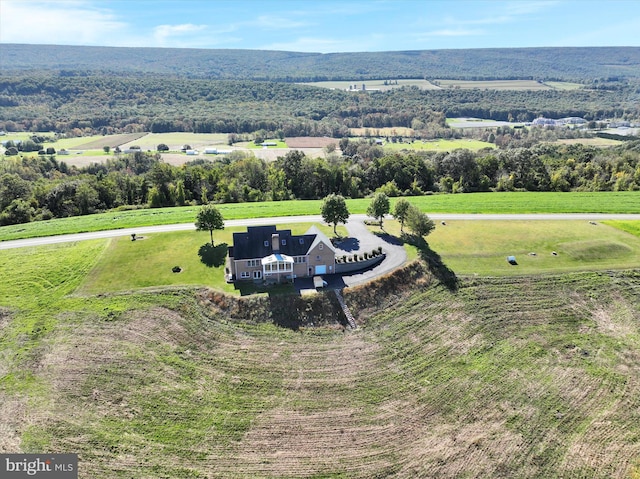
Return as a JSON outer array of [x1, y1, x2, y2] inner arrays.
[[231, 225, 316, 260]]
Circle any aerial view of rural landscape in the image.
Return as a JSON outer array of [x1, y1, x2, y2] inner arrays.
[[1, 0, 640, 477]]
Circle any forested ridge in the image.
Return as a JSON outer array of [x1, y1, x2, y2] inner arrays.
[[1, 75, 638, 136], [2, 44, 640, 81]]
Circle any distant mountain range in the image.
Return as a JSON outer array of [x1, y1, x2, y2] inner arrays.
[[2, 44, 639, 81]]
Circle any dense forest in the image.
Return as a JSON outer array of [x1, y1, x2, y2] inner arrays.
[[1, 75, 638, 137], [2, 141, 639, 226], [3, 45, 640, 81]]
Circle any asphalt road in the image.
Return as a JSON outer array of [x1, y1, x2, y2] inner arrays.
[[1, 213, 640, 251]]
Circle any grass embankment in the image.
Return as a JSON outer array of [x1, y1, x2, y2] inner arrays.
[[2, 191, 639, 242], [1, 239, 639, 478]]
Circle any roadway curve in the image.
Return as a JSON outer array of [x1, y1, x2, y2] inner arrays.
[[1, 213, 640, 251]]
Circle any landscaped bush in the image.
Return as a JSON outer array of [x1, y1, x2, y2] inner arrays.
[[172, 266, 182, 273]]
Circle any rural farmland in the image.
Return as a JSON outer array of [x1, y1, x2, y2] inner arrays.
[[1, 13, 640, 479]]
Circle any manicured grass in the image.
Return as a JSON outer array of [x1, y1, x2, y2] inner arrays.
[[79, 223, 343, 295], [383, 138, 495, 151], [605, 220, 640, 237], [426, 220, 640, 276], [13, 218, 638, 298], [2, 191, 640, 242]]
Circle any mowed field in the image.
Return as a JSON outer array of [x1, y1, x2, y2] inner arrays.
[[1, 234, 639, 477]]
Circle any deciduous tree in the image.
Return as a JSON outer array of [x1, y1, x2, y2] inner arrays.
[[195, 204, 224, 245], [366, 192, 390, 228], [406, 205, 435, 238], [393, 198, 411, 233], [321, 193, 350, 236]]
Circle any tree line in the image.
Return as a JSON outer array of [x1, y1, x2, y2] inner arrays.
[[1, 141, 639, 226]]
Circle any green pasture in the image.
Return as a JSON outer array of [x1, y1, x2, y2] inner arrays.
[[426, 220, 640, 276], [383, 138, 496, 151], [242, 139, 288, 149], [2, 191, 640, 242], [543, 81, 584, 90]]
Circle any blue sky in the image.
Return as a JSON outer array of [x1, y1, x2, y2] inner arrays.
[[1, 0, 639, 52]]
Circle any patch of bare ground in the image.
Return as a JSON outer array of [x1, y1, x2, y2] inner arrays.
[[0, 396, 28, 452], [591, 295, 638, 338], [395, 415, 525, 478], [212, 335, 418, 477]]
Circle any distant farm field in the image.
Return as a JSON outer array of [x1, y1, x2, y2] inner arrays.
[[300, 78, 441, 91], [447, 117, 526, 128], [543, 81, 585, 90], [350, 127, 415, 137], [128, 132, 229, 150], [435, 79, 552, 90], [383, 138, 496, 151], [64, 132, 148, 150], [555, 138, 623, 147]]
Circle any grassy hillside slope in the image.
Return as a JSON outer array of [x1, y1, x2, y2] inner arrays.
[[1, 238, 639, 478]]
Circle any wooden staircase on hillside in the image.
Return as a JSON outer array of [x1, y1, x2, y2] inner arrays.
[[333, 289, 357, 329]]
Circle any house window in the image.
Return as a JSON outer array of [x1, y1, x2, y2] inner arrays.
[[299, 238, 304, 244], [240, 271, 250, 278], [264, 240, 269, 247], [294, 256, 306, 263], [281, 239, 286, 246], [253, 270, 262, 279], [319, 243, 324, 250], [246, 259, 260, 267], [316, 255, 321, 260]]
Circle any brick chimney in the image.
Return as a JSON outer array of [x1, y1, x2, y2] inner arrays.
[[272, 233, 279, 252]]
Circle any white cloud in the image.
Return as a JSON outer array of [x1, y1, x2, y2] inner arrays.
[[154, 24, 207, 46], [0, 0, 127, 45], [260, 37, 346, 53], [416, 28, 485, 38]]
